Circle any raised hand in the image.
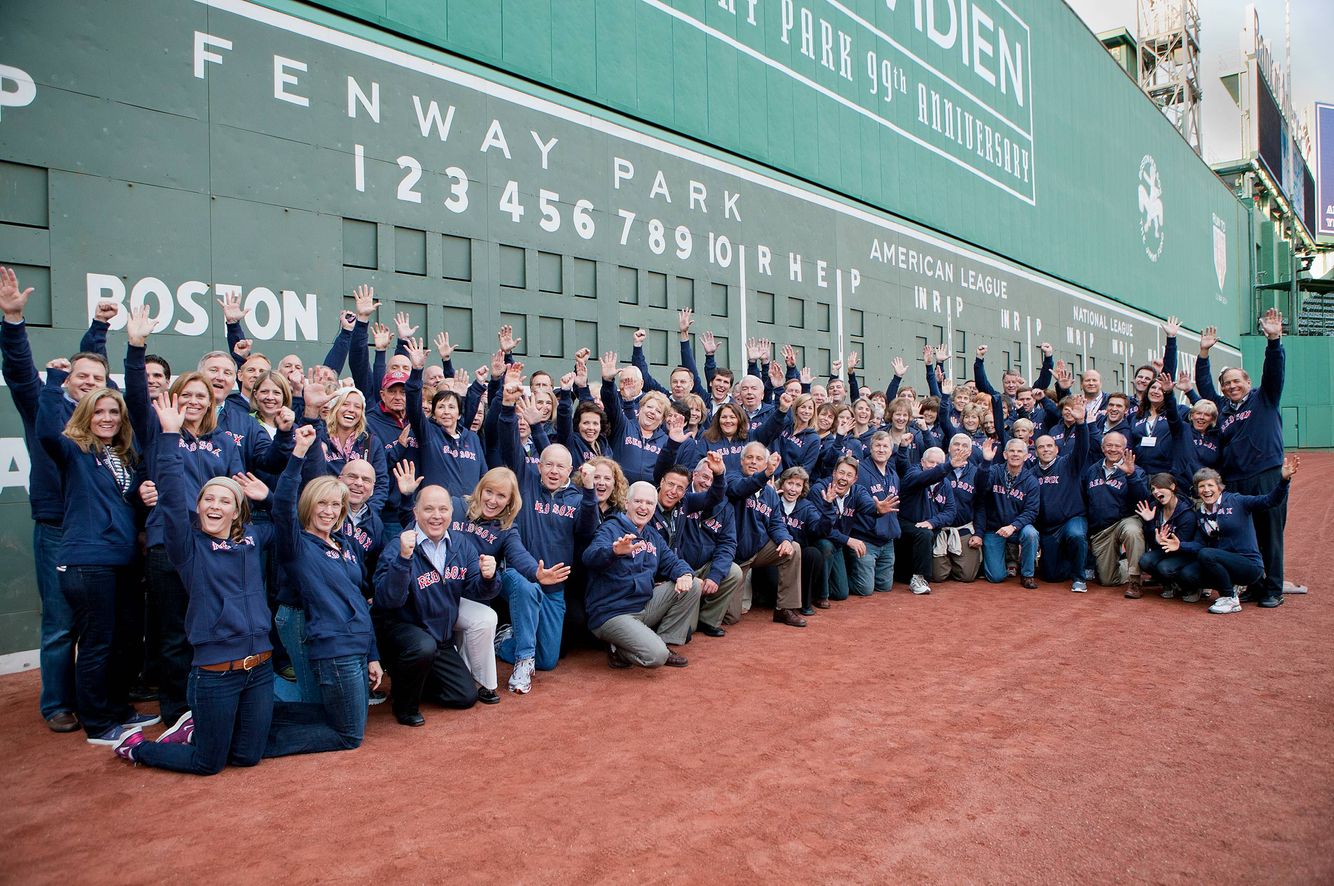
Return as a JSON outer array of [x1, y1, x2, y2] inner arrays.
[[678, 307, 693, 336], [579, 461, 597, 488], [393, 460, 422, 497], [233, 338, 253, 359], [847, 351, 859, 372], [403, 337, 427, 370], [302, 369, 335, 412], [93, 300, 119, 324], [0, 266, 34, 320], [799, 367, 813, 385], [822, 484, 839, 503], [891, 356, 908, 377], [1039, 342, 1053, 357], [338, 311, 356, 332], [975, 344, 988, 359], [574, 347, 592, 365], [399, 529, 417, 559], [217, 291, 248, 325], [273, 407, 295, 432], [664, 410, 687, 442], [433, 331, 455, 360], [836, 410, 855, 435], [939, 378, 955, 396], [1162, 315, 1180, 338], [935, 345, 951, 364], [1260, 308, 1284, 340], [782, 343, 797, 368], [758, 339, 772, 364], [573, 360, 588, 389], [232, 472, 270, 502], [516, 394, 544, 426], [559, 371, 575, 391], [980, 438, 997, 461], [125, 304, 155, 347], [767, 360, 784, 389], [746, 337, 761, 362], [478, 554, 497, 580], [1156, 371, 1173, 393], [875, 493, 900, 514], [395, 311, 418, 340], [1135, 500, 1156, 522], [705, 450, 725, 475], [489, 348, 507, 380], [632, 328, 647, 348], [370, 322, 392, 351], [765, 452, 782, 476], [1175, 370, 1194, 393], [922, 344, 936, 365], [536, 560, 572, 586], [777, 390, 795, 412], [611, 533, 637, 557], [1120, 450, 1137, 474], [353, 284, 379, 321], [700, 330, 718, 356], [152, 392, 185, 433], [1282, 454, 1299, 480], [291, 424, 318, 457], [475, 365, 491, 385], [1156, 525, 1180, 553], [1199, 325, 1218, 355], [497, 323, 520, 353], [600, 351, 619, 381], [831, 359, 843, 377]]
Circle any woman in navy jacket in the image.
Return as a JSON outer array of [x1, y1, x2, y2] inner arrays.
[[1185, 457, 1297, 615], [113, 395, 276, 773], [775, 467, 831, 615], [262, 425, 382, 757], [38, 375, 154, 745], [1135, 473, 1200, 601], [405, 343, 487, 501]]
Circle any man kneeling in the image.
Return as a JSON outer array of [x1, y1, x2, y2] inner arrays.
[[584, 481, 702, 668]]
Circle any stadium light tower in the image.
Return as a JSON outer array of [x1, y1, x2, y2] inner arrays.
[[1137, 0, 1204, 155]]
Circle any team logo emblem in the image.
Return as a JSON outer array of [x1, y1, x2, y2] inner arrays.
[[1138, 154, 1164, 262]]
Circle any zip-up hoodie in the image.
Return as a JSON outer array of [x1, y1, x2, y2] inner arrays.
[[372, 527, 498, 644], [156, 432, 275, 667], [407, 368, 488, 500], [725, 470, 793, 561], [1081, 460, 1150, 534], [582, 513, 692, 631], [899, 462, 957, 529], [1196, 338, 1285, 482], [973, 462, 1040, 534]]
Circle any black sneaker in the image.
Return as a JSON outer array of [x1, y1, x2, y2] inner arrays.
[[1258, 595, 1285, 608], [477, 687, 500, 705]]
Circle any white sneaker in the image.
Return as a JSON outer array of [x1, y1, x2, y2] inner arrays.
[[493, 624, 513, 652], [909, 576, 931, 595], [508, 656, 535, 694], [1083, 568, 1096, 582], [1209, 595, 1242, 615], [1160, 585, 1176, 599], [1071, 580, 1087, 593]]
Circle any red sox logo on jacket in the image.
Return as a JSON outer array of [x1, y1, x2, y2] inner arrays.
[[533, 501, 577, 518], [454, 520, 498, 545], [1218, 409, 1251, 434], [416, 564, 470, 590]]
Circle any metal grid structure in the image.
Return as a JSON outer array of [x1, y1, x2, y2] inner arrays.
[[1137, 0, 1204, 155]]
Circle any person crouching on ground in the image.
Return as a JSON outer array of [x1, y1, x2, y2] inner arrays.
[[583, 481, 701, 669]]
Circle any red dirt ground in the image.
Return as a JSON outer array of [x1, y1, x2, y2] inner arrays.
[[3, 454, 1332, 885]]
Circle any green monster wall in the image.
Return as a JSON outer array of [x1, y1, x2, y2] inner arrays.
[[0, 0, 1249, 660]]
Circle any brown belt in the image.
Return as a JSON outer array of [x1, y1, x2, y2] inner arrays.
[[200, 651, 272, 672]]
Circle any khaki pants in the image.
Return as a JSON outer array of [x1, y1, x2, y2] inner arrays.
[[931, 543, 983, 583], [728, 541, 802, 622], [695, 561, 742, 629], [592, 579, 702, 668], [1089, 517, 1144, 585]]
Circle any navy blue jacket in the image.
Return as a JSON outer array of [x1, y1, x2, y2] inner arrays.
[[808, 481, 882, 546], [668, 490, 737, 584], [941, 461, 981, 529], [1197, 339, 1284, 482], [408, 368, 488, 501], [305, 419, 390, 516], [853, 457, 902, 544], [633, 341, 708, 401], [1141, 496, 1198, 556], [1081, 461, 1150, 534], [974, 463, 1040, 534], [1, 318, 106, 523], [37, 372, 139, 565], [273, 454, 377, 661], [373, 529, 498, 644], [900, 462, 957, 529], [1129, 410, 1174, 477], [778, 496, 831, 546], [725, 470, 793, 562], [582, 513, 693, 631], [602, 380, 667, 484], [156, 433, 275, 667], [1182, 482, 1289, 566], [1033, 422, 1092, 530], [1163, 392, 1219, 489], [365, 401, 417, 522]]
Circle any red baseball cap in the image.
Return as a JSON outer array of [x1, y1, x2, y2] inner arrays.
[[381, 371, 409, 390]]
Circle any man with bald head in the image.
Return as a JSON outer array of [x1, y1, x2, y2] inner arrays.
[[1081, 431, 1149, 596], [373, 485, 498, 727], [1032, 395, 1094, 591], [495, 395, 599, 693], [734, 375, 774, 434], [1080, 369, 1107, 422], [583, 481, 701, 669], [974, 438, 1041, 587]]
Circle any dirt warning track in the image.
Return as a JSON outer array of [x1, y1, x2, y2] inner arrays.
[[3, 454, 1332, 885]]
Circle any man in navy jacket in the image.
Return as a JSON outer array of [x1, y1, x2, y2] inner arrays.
[[653, 453, 733, 636], [1195, 309, 1288, 606], [1082, 432, 1150, 596], [372, 485, 498, 727], [583, 481, 701, 669]]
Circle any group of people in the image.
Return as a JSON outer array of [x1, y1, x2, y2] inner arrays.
[[0, 264, 1296, 777]]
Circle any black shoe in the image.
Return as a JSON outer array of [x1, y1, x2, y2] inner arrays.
[[477, 687, 500, 705], [1258, 595, 1285, 608], [395, 711, 425, 727], [608, 647, 632, 669], [1239, 588, 1263, 603], [695, 623, 726, 638], [799, 606, 816, 616], [127, 684, 158, 703]]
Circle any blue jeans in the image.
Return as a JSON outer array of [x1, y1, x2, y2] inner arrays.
[[264, 654, 368, 757], [818, 540, 850, 601], [59, 565, 135, 736], [848, 540, 894, 596], [983, 526, 1039, 582], [34, 522, 76, 718], [1039, 517, 1088, 582], [1181, 548, 1264, 595], [497, 570, 565, 670], [1139, 549, 1192, 585], [274, 605, 319, 703], [134, 660, 274, 776]]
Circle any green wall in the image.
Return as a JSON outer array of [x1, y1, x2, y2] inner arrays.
[[1242, 335, 1334, 449]]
